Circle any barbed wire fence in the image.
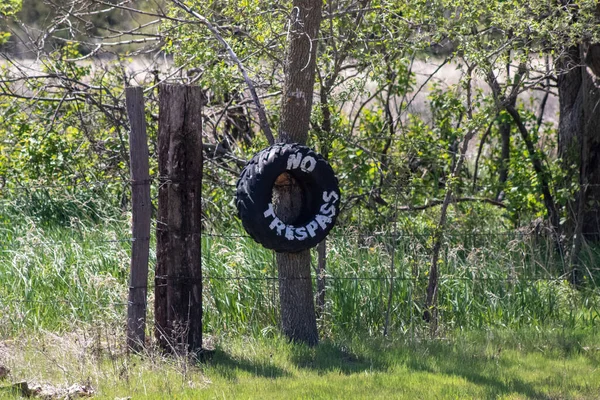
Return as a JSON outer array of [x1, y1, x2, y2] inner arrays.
[[1, 85, 600, 346], [1, 174, 599, 340]]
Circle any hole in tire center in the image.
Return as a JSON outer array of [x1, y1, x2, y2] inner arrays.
[[271, 172, 306, 224]]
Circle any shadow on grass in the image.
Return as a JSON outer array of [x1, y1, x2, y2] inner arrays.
[[206, 348, 291, 381], [289, 338, 548, 397], [289, 341, 389, 375], [404, 341, 546, 399]]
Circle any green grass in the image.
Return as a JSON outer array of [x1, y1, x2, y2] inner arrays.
[[1, 193, 600, 398], [1, 329, 600, 399], [0, 212, 131, 334], [201, 225, 600, 338], [1, 197, 599, 337]]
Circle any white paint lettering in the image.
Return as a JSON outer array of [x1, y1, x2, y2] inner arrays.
[[300, 156, 316, 172], [269, 217, 286, 236], [287, 153, 303, 170], [319, 204, 336, 217], [306, 221, 319, 238], [315, 214, 332, 230], [295, 227, 308, 241], [323, 190, 339, 203], [285, 226, 295, 241], [264, 203, 276, 219]]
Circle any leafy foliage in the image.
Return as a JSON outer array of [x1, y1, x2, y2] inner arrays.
[[0, 0, 599, 338], [1, 0, 593, 230]]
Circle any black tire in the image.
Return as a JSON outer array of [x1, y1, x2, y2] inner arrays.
[[236, 143, 341, 253]]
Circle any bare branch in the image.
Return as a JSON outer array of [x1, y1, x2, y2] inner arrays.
[[170, 0, 275, 146], [399, 197, 506, 211]]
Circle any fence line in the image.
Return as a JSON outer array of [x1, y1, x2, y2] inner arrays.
[[0, 275, 589, 308], [8, 230, 600, 249], [2, 169, 600, 337], [0, 298, 129, 307]]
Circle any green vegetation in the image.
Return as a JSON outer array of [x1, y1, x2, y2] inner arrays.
[[1, 195, 599, 397], [2, 0, 600, 397], [0, 194, 128, 333], [2, 196, 599, 337], [2, 328, 600, 399]]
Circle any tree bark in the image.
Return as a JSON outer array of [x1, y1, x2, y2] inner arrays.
[[558, 43, 600, 241], [497, 95, 516, 198], [279, 1, 323, 144], [498, 120, 510, 188], [316, 239, 326, 318], [487, 70, 561, 237], [505, 105, 561, 236], [275, 0, 323, 346]]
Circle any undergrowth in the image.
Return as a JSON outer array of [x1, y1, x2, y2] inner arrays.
[[1, 191, 600, 398], [1, 328, 600, 399], [1, 191, 599, 339]]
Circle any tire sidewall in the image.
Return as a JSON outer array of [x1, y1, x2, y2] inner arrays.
[[236, 144, 340, 253]]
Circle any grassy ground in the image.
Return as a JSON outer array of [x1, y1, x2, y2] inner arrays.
[[1, 329, 599, 399], [1, 195, 600, 398]]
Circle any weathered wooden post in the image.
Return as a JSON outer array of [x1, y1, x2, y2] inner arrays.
[[155, 84, 205, 355], [125, 86, 152, 352]]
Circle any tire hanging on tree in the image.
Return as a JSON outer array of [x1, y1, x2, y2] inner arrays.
[[236, 143, 340, 253]]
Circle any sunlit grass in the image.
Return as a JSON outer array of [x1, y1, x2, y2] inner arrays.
[[1, 329, 599, 399], [0, 199, 131, 334], [1, 199, 599, 337], [1, 193, 600, 398]]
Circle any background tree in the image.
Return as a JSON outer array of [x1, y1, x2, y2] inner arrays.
[[273, 0, 323, 345], [554, 3, 600, 283], [2, 0, 600, 340]]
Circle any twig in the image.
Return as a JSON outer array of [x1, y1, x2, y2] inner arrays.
[[399, 197, 505, 211], [170, 0, 275, 145]]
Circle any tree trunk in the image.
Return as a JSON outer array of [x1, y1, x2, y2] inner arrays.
[[316, 239, 326, 318], [505, 105, 561, 236], [315, 85, 331, 319], [275, 0, 323, 346], [487, 69, 561, 237], [498, 120, 510, 188], [497, 94, 516, 199], [558, 43, 600, 240], [424, 127, 477, 329]]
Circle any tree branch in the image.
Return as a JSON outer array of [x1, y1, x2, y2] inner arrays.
[[170, 0, 275, 146], [399, 197, 505, 211]]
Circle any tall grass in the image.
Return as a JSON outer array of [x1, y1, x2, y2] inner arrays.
[[1, 191, 599, 339], [0, 191, 131, 334], [201, 224, 600, 339]]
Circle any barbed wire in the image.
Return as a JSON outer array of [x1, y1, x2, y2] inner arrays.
[[3, 227, 600, 249], [0, 274, 593, 290], [198, 275, 585, 282], [0, 274, 595, 311], [1, 238, 134, 250], [0, 298, 129, 307], [5, 231, 600, 249], [2, 172, 599, 327]]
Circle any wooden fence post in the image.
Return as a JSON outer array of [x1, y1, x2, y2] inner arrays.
[[125, 86, 152, 352], [155, 84, 205, 356]]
